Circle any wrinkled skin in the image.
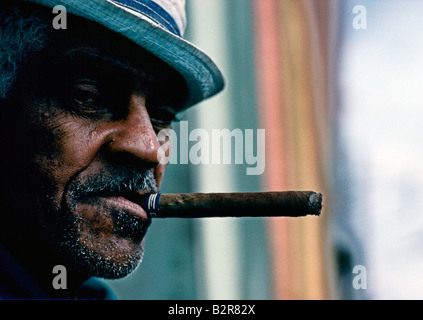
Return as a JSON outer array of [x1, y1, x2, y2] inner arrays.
[[0, 18, 186, 298]]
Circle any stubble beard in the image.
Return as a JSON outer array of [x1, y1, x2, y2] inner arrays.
[[52, 168, 157, 279]]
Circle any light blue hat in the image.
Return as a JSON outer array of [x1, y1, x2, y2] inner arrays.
[[20, 0, 225, 109]]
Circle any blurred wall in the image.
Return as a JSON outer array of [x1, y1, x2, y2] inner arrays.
[[334, 0, 423, 299]]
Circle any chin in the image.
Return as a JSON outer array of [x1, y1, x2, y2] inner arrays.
[[52, 206, 149, 279], [51, 190, 152, 278], [57, 229, 147, 279]]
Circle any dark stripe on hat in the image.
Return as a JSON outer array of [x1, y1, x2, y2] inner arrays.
[[109, 0, 181, 36]]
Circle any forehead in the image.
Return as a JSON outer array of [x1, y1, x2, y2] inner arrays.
[[50, 28, 171, 82], [39, 18, 188, 107], [53, 46, 149, 84]]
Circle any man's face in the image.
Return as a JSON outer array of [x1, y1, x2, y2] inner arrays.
[[1, 23, 184, 279]]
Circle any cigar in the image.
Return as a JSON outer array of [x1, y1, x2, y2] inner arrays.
[[142, 191, 322, 218]]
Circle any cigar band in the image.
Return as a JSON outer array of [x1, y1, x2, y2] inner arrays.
[[144, 193, 161, 217]]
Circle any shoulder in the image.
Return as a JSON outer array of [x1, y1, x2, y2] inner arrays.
[[76, 277, 117, 300]]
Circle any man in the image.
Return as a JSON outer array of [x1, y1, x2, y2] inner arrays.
[[0, 0, 224, 299]]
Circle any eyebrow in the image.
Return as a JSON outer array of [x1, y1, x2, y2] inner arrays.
[[47, 45, 187, 109], [52, 47, 150, 83]]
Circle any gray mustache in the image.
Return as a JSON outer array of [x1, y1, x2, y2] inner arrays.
[[69, 167, 158, 200]]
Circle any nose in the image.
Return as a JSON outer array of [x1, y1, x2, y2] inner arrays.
[[105, 95, 161, 171]]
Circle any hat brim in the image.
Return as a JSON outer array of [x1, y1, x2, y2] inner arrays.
[[21, 0, 225, 110]]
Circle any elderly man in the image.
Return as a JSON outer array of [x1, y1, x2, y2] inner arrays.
[[0, 0, 223, 299]]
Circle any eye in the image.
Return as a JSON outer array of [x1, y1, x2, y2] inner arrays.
[[149, 107, 180, 132], [66, 81, 111, 118], [73, 85, 101, 106]]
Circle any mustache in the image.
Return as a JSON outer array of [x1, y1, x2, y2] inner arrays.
[[68, 166, 158, 201]]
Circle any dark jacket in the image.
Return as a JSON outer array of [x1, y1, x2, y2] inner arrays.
[[0, 245, 116, 300]]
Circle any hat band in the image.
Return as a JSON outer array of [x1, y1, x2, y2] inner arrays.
[[109, 0, 182, 36]]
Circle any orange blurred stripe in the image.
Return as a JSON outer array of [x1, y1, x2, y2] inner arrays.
[[253, 0, 291, 300], [254, 0, 335, 299]]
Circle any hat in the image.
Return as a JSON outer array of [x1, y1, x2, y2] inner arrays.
[[20, 0, 225, 109]]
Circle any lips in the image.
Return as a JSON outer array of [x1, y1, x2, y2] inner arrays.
[[77, 190, 150, 220], [66, 189, 152, 243], [100, 195, 148, 219]]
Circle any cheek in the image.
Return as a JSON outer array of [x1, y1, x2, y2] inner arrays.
[[52, 122, 99, 167], [31, 118, 105, 201]]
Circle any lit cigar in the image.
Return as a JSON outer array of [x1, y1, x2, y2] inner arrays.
[[142, 191, 322, 218]]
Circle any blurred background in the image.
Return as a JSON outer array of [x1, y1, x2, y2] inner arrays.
[[105, 0, 423, 300]]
